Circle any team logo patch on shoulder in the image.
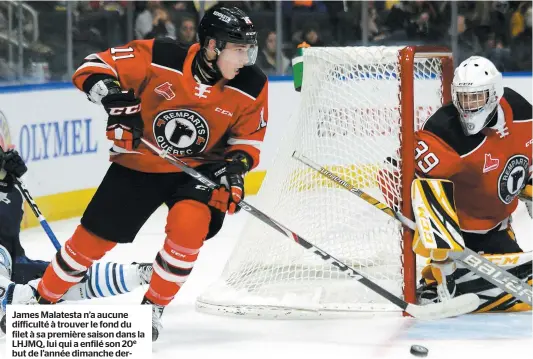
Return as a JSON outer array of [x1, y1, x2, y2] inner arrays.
[[154, 82, 175, 100], [498, 154, 529, 204], [483, 153, 499, 173], [153, 109, 209, 156]]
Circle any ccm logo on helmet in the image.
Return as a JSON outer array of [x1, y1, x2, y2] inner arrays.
[[213, 11, 232, 23], [109, 104, 141, 115]]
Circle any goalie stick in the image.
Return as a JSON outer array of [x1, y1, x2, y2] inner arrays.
[[292, 151, 533, 307], [0, 146, 60, 250], [141, 137, 479, 319]]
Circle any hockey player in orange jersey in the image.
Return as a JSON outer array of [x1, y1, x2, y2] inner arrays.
[[32, 6, 268, 341], [410, 56, 532, 312]]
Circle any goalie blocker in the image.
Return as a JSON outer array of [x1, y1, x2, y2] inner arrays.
[[412, 178, 532, 312]]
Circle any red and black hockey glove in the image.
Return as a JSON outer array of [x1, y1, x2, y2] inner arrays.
[[209, 151, 252, 215], [102, 88, 144, 152]]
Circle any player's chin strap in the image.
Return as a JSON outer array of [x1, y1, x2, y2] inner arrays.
[[193, 47, 222, 85], [293, 151, 533, 307]]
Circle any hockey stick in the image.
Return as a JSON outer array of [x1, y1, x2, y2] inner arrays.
[[292, 151, 533, 306], [14, 179, 61, 250], [0, 146, 61, 250], [141, 137, 479, 319]]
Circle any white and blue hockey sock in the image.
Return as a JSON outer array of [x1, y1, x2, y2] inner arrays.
[[61, 262, 151, 301]]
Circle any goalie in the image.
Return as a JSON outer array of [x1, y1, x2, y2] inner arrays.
[[379, 56, 532, 312]]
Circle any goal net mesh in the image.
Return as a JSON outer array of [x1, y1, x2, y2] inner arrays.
[[197, 46, 447, 317]]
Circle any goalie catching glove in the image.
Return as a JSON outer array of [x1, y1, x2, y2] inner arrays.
[[100, 79, 143, 152], [208, 151, 251, 215]]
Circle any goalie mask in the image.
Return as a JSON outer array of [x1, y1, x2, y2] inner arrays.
[[452, 56, 504, 136]]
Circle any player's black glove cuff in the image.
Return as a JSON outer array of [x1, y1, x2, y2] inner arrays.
[[221, 151, 252, 174]]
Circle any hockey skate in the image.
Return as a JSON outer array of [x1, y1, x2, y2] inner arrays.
[[141, 297, 165, 342], [417, 272, 457, 305], [135, 263, 153, 286]]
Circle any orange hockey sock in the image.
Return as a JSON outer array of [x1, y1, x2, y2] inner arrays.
[[37, 225, 117, 303], [145, 200, 210, 306]]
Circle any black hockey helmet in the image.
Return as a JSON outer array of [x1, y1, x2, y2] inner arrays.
[[198, 6, 258, 65]]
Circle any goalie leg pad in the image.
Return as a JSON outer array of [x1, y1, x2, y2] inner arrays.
[[460, 252, 532, 313], [418, 252, 532, 312]]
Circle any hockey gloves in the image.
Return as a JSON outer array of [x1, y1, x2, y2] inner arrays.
[[102, 87, 143, 152], [0, 148, 27, 193], [209, 151, 251, 215]]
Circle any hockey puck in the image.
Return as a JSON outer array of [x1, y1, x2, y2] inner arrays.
[[410, 345, 428, 357]]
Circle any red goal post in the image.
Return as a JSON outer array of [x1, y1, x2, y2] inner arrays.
[[399, 46, 453, 306]]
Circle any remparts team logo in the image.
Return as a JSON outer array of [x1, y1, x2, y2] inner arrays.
[[153, 109, 209, 156], [498, 154, 529, 204]]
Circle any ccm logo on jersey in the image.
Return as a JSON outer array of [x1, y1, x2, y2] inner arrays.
[[526, 139, 533, 147], [109, 104, 141, 115], [483, 153, 500, 173], [215, 108, 233, 117]]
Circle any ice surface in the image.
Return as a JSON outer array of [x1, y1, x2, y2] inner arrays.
[[1, 198, 531, 359]]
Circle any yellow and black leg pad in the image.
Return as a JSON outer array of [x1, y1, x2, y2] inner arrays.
[[418, 252, 532, 312]]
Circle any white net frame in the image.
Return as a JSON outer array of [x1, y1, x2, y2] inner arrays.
[[197, 46, 453, 318]]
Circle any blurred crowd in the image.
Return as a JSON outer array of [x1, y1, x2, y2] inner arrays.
[[0, 0, 531, 82]]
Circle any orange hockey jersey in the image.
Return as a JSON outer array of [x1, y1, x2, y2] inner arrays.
[[414, 88, 532, 232], [72, 38, 268, 173]]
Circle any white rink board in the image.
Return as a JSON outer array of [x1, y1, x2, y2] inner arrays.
[[0, 76, 530, 197]]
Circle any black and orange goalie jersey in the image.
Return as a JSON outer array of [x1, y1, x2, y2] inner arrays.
[[414, 88, 532, 232], [72, 38, 268, 173]]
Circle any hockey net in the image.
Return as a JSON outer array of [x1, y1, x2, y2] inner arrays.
[[197, 46, 453, 317]]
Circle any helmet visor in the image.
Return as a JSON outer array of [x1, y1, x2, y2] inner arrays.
[[219, 43, 258, 66]]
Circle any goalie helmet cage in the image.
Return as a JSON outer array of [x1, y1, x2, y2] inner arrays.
[[197, 46, 453, 318]]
